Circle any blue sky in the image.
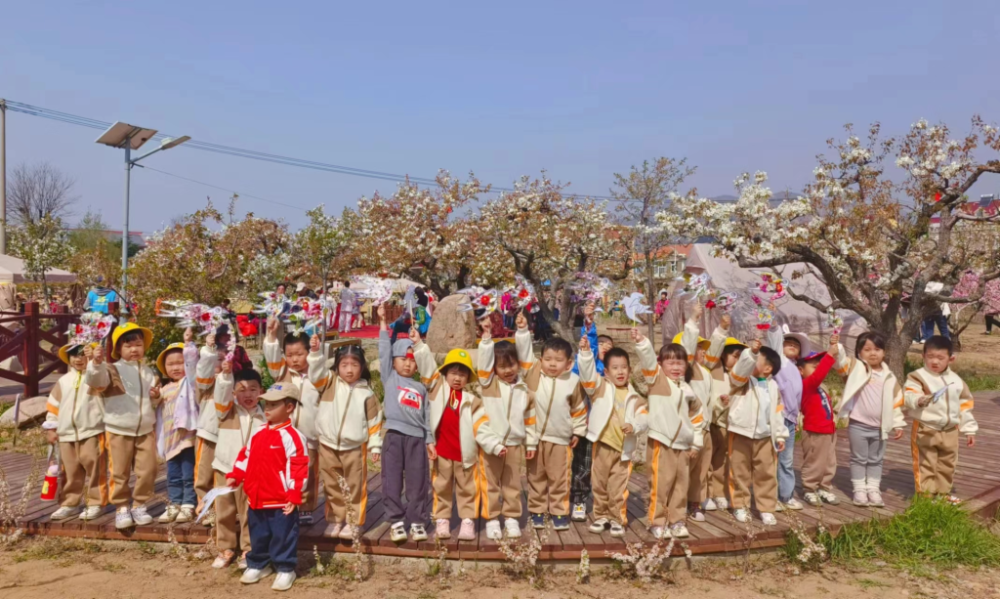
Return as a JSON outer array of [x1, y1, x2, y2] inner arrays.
[[2, 0, 998, 232]]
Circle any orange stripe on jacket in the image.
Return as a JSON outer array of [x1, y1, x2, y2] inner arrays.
[[910, 423, 922, 492]]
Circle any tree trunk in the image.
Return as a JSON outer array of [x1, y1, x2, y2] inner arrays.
[[644, 252, 656, 342], [885, 331, 910, 380]]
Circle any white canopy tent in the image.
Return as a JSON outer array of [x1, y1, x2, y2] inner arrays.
[[0, 255, 77, 284]]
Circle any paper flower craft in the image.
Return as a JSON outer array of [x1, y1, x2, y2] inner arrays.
[[457, 286, 499, 315], [159, 301, 227, 336], [569, 272, 612, 303], [677, 272, 711, 297], [756, 272, 786, 301], [254, 292, 289, 320], [507, 275, 537, 310], [707, 291, 738, 311], [826, 307, 844, 335], [352, 276, 395, 306], [756, 305, 775, 330], [621, 292, 653, 325], [67, 312, 116, 349]]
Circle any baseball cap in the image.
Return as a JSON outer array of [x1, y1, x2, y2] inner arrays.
[[259, 383, 301, 403], [392, 339, 415, 359]]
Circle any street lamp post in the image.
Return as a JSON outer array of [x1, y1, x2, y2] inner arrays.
[[96, 122, 189, 312]]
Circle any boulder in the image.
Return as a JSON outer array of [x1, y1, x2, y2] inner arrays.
[[426, 294, 478, 354], [0, 395, 48, 428]]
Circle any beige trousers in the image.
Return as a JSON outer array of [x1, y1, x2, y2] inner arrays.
[[479, 445, 523, 519], [708, 424, 729, 500], [688, 430, 712, 504], [214, 470, 250, 553], [300, 446, 319, 515], [432, 456, 479, 520], [728, 433, 778, 513], [647, 439, 689, 526], [106, 432, 157, 507], [319, 444, 369, 525], [912, 423, 959, 496], [591, 441, 632, 524], [59, 435, 107, 508], [194, 438, 216, 502], [526, 440, 573, 516], [800, 431, 837, 493]]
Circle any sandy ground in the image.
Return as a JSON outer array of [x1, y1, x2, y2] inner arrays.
[[2, 537, 1000, 599]]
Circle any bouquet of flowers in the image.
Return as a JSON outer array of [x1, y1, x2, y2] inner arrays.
[[827, 306, 844, 335], [507, 275, 536, 310], [67, 312, 116, 349]]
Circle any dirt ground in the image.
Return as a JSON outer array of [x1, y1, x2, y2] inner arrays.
[[1, 537, 1000, 599]]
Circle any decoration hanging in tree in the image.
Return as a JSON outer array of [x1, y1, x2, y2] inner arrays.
[[755, 303, 775, 330]]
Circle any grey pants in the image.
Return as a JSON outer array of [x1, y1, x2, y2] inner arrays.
[[848, 421, 885, 486], [381, 430, 430, 527]]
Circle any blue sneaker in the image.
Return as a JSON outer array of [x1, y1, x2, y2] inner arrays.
[[552, 515, 570, 531], [530, 513, 545, 529]]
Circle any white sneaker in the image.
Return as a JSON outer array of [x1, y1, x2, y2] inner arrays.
[[818, 490, 840, 505], [338, 523, 356, 540], [702, 497, 718, 511], [670, 523, 690, 538], [650, 526, 671, 540], [803, 492, 822, 507], [240, 565, 274, 584], [435, 518, 451, 539], [79, 506, 102, 521], [237, 553, 248, 570], [504, 519, 521, 539], [115, 507, 135, 529], [51, 506, 80, 521], [175, 506, 195, 523], [867, 490, 884, 507], [202, 512, 216, 527], [760, 512, 777, 526], [410, 523, 428, 541], [609, 522, 626, 538], [733, 508, 751, 523], [271, 571, 296, 591], [457, 518, 476, 541], [783, 498, 805, 511], [323, 522, 343, 538], [775, 501, 784, 512], [689, 508, 706, 522], [212, 551, 235, 569], [589, 518, 609, 533], [389, 522, 407, 543], [158, 505, 179, 523], [571, 503, 587, 521], [131, 505, 153, 526], [714, 497, 729, 510], [853, 491, 869, 506], [485, 519, 502, 540]]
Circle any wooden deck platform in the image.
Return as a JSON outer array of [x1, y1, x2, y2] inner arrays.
[[5, 392, 1000, 560]]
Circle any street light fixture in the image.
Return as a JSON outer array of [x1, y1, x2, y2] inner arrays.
[[96, 122, 190, 311]]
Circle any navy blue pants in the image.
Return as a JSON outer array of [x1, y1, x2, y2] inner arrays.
[[247, 507, 300, 573], [166, 447, 196, 506]]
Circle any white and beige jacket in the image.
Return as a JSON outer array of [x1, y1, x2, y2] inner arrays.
[[680, 317, 715, 426], [578, 347, 648, 460], [833, 345, 905, 439], [195, 346, 220, 442], [306, 350, 383, 453], [637, 337, 705, 451], [705, 325, 734, 429], [264, 338, 319, 447], [726, 348, 789, 446], [86, 359, 160, 437], [904, 367, 977, 435], [515, 327, 588, 445], [45, 369, 105, 443], [212, 371, 266, 473], [474, 338, 538, 455], [414, 341, 478, 469]]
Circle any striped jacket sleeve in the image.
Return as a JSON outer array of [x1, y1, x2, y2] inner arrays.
[[524, 390, 538, 451], [84, 360, 110, 392], [729, 345, 757, 389], [279, 427, 309, 505], [704, 326, 728, 370], [903, 371, 928, 411], [44, 379, 62, 428], [227, 428, 256, 484], [196, 345, 218, 391], [577, 349, 600, 396], [214, 372, 235, 419], [631, 395, 649, 436], [515, 326, 535, 375], [471, 395, 504, 456], [680, 317, 700, 360], [959, 381, 978, 435], [413, 341, 440, 390], [364, 393, 384, 452], [635, 336, 660, 385], [477, 338, 496, 386], [683, 382, 706, 450], [569, 385, 588, 437], [306, 350, 332, 392], [263, 338, 287, 381]]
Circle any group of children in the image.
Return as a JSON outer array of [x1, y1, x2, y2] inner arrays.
[[40, 299, 979, 591]]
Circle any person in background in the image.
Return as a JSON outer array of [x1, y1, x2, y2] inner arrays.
[[339, 281, 356, 335], [84, 285, 118, 314], [654, 292, 669, 324], [984, 309, 1000, 335], [766, 326, 807, 512]]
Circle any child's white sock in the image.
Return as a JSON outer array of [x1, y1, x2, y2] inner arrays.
[[851, 479, 867, 493], [867, 478, 881, 492]]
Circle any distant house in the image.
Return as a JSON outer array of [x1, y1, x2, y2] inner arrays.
[[930, 194, 999, 229], [633, 244, 692, 287]]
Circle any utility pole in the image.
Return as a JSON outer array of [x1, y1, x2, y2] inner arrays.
[[1, 98, 7, 255]]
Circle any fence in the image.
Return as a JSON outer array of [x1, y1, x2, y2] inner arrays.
[[0, 302, 79, 397]]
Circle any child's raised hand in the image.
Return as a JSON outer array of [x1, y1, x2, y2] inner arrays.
[[91, 345, 104, 365], [479, 319, 492, 342], [183, 327, 194, 344], [828, 336, 840, 358], [266, 316, 279, 339], [584, 301, 595, 323], [631, 328, 643, 344], [720, 314, 732, 331], [206, 332, 216, 349], [515, 312, 528, 330], [692, 301, 704, 321], [578, 334, 590, 353], [310, 334, 321, 353], [750, 339, 762, 353], [377, 304, 386, 322], [409, 325, 421, 345], [221, 359, 232, 375]]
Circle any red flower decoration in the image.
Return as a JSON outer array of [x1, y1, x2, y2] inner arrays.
[[756, 323, 771, 330], [97, 322, 107, 329], [705, 300, 716, 310], [518, 289, 530, 299], [479, 295, 491, 306], [200, 313, 211, 321], [775, 282, 783, 293], [75, 325, 84, 334]]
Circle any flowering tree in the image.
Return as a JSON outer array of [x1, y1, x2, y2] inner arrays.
[[8, 214, 72, 302], [949, 271, 1000, 345], [291, 205, 357, 291], [663, 118, 1000, 375], [481, 173, 634, 339], [65, 210, 122, 290]]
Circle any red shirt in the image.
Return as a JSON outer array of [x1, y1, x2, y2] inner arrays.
[[227, 420, 310, 509], [436, 390, 463, 462], [801, 354, 837, 434]]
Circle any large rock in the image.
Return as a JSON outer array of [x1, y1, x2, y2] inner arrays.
[[426, 294, 478, 354], [0, 395, 48, 428]]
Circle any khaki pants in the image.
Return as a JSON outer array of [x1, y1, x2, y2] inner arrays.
[[59, 435, 107, 508], [479, 445, 523, 519], [800, 431, 837, 493], [708, 424, 729, 500], [319, 444, 369, 525], [194, 438, 216, 502], [107, 432, 157, 507], [688, 430, 712, 504], [728, 433, 778, 513], [647, 439, 689, 526], [432, 456, 479, 520], [300, 446, 320, 515], [591, 442, 632, 524], [911, 423, 959, 496], [214, 470, 250, 553], [527, 441, 572, 516]]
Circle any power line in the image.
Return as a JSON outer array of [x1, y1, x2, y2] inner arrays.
[[135, 164, 309, 212], [3, 99, 629, 201]]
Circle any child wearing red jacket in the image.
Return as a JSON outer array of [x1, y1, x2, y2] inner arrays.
[[798, 336, 841, 507], [227, 383, 309, 592]]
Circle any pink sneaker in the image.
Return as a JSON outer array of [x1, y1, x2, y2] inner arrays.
[[457, 518, 476, 541], [435, 519, 451, 539], [867, 490, 884, 507]]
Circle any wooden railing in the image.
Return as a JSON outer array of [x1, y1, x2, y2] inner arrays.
[[0, 302, 79, 397]]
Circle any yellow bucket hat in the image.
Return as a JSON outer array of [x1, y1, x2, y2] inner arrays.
[[58, 342, 99, 365], [724, 337, 747, 348], [671, 331, 710, 350], [156, 342, 186, 377], [439, 348, 474, 375], [111, 322, 153, 359]]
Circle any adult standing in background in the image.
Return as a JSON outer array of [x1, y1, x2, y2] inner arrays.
[[339, 281, 356, 334], [84, 284, 117, 314]]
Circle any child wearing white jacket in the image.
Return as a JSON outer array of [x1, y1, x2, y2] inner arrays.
[[578, 334, 648, 538]]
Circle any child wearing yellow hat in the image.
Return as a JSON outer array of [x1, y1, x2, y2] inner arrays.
[[44, 342, 107, 522], [86, 321, 161, 530], [411, 329, 479, 542]]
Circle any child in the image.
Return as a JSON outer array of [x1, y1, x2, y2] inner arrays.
[[154, 328, 201, 523], [306, 336, 382, 540], [579, 333, 649, 538], [476, 325, 538, 540], [212, 364, 267, 569], [637, 332, 704, 539], [904, 335, 977, 502], [704, 314, 746, 510], [194, 333, 221, 525], [412, 330, 479, 541], [44, 343, 107, 521], [264, 316, 321, 524], [515, 312, 588, 530], [767, 326, 809, 512], [378, 304, 433, 543], [726, 339, 789, 525], [833, 332, 905, 507], [228, 383, 309, 592], [677, 303, 716, 521], [86, 322, 161, 529], [569, 304, 607, 521], [798, 338, 841, 507]]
